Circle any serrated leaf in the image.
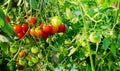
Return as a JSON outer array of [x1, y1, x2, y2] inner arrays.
[[103, 38, 110, 50], [68, 47, 76, 56], [30, 0, 37, 9]]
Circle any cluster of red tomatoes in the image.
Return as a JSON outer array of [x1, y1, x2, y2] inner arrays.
[[13, 15, 66, 39]]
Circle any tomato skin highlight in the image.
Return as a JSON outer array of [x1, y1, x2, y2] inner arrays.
[[13, 24, 22, 33], [6, 16, 10, 23], [35, 28, 43, 37], [30, 28, 35, 36], [17, 32, 25, 39], [51, 16, 62, 27], [22, 23, 28, 33], [42, 25, 52, 34], [29, 17, 37, 26], [58, 23, 66, 33]]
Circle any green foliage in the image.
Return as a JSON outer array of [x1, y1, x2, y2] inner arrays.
[[0, 0, 120, 71]]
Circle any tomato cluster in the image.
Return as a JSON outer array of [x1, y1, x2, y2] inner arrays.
[[14, 47, 39, 70], [13, 23, 28, 39], [13, 14, 66, 40]]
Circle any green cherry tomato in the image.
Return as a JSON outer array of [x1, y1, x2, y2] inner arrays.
[[31, 56, 39, 64], [89, 32, 101, 43], [10, 46, 17, 54], [51, 16, 62, 27], [19, 58, 27, 66], [28, 60, 34, 67], [31, 46, 39, 54]]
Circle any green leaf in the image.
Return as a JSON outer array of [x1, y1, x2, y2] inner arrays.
[[0, 17, 4, 28], [68, 47, 76, 56], [0, 42, 9, 55], [110, 43, 116, 55], [0, 7, 15, 36], [66, 8, 72, 20], [30, 0, 37, 9], [103, 38, 110, 50]]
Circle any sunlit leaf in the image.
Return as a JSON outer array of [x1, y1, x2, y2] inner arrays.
[[103, 38, 110, 50], [110, 43, 116, 55], [30, 0, 37, 9]]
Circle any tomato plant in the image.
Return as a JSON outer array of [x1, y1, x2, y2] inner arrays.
[[0, 0, 120, 71]]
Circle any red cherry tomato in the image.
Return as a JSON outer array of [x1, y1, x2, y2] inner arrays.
[[42, 25, 52, 34], [14, 24, 22, 33], [58, 23, 66, 33], [17, 32, 25, 39], [6, 16, 10, 23], [22, 23, 28, 33], [51, 25, 58, 34], [29, 17, 37, 26]]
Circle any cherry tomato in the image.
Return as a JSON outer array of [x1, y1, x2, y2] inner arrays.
[[31, 56, 38, 64], [6, 16, 10, 23], [89, 32, 101, 43], [58, 23, 66, 33], [30, 28, 35, 36], [19, 58, 27, 66], [19, 50, 27, 58], [35, 28, 43, 37], [28, 17, 37, 26], [51, 16, 62, 27], [10, 46, 17, 54], [42, 25, 52, 34], [51, 25, 58, 34], [22, 23, 28, 33], [31, 46, 39, 54], [42, 32, 49, 39], [17, 64, 24, 70], [13, 24, 22, 33], [28, 60, 34, 67], [17, 32, 25, 39]]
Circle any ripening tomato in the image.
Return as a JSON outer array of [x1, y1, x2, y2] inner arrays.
[[22, 23, 28, 33], [19, 58, 27, 66], [10, 46, 17, 54], [28, 60, 34, 67], [51, 16, 62, 27], [42, 25, 52, 34], [35, 28, 43, 37], [13, 24, 22, 33], [58, 23, 66, 33], [89, 32, 101, 43], [17, 64, 24, 70], [19, 50, 27, 58], [28, 17, 37, 26], [51, 25, 58, 34], [30, 28, 35, 36], [6, 16, 10, 23], [17, 32, 25, 39], [31, 46, 39, 54], [31, 56, 38, 64]]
